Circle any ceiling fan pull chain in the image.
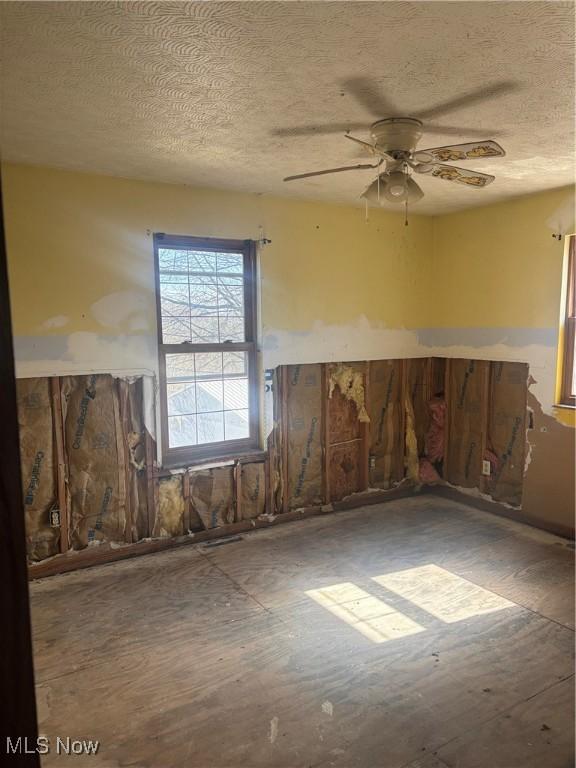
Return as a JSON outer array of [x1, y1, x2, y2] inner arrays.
[[405, 200, 409, 227], [365, 197, 369, 223]]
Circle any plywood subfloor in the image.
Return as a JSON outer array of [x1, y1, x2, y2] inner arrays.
[[30, 497, 575, 768]]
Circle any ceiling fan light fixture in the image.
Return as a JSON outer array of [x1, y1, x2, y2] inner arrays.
[[389, 183, 407, 197], [362, 175, 386, 205], [363, 172, 424, 205], [382, 171, 410, 203]]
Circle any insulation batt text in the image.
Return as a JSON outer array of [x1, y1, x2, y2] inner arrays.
[[6, 736, 100, 755]]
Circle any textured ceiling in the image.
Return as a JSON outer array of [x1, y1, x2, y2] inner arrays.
[[1, 1, 574, 214]]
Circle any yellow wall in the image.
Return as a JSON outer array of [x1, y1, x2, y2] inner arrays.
[[432, 188, 574, 329], [431, 186, 575, 533], [2, 162, 432, 342], [431, 187, 575, 428]]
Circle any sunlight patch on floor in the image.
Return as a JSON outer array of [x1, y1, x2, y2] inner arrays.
[[372, 563, 515, 623], [305, 582, 425, 644]]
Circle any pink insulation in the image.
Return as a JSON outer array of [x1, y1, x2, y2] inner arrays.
[[419, 397, 446, 484]]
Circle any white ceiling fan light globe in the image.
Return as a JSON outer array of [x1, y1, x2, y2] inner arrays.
[[362, 173, 424, 205], [382, 171, 409, 202]]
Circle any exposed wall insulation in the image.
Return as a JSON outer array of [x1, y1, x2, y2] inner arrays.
[[266, 368, 284, 515], [239, 462, 266, 520], [328, 363, 369, 423], [445, 359, 489, 489], [419, 397, 446, 484], [190, 467, 235, 529], [16, 378, 59, 561], [154, 475, 185, 538], [62, 374, 127, 549], [430, 357, 447, 397], [21, 356, 532, 575], [485, 362, 528, 506], [119, 378, 149, 542], [404, 359, 429, 455], [368, 360, 403, 488], [327, 362, 367, 502], [286, 364, 323, 510], [404, 394, 420, 484]]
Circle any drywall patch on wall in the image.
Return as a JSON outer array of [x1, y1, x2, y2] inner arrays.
[[417, 327, 558, 349], [41, 315, 69, 329], [263, 316, 424, 369], [90, 290, 151, 332], [13, 332, 157, 379]]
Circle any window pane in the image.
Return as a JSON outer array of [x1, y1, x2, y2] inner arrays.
[[162, 316, 191, 343], [160, 271, 188, 284], [224, 378, 248, 410], [159, 240, 255, 452], [224, 409, 250, 440], [165, 351, 251, 449], [166, 354, 195, 382], [160, 283, 189, 317], [218, 275, 243, 287], [189, 283, 218, 315], [197, 411, 224, 444], [189, 317, 219, 344], [217, 253, 243, 274], [168, 415, 197, 447], [217, 285, 244, 317], [158, 246, 246, 344], [195, 352, 223, 378], [159, 248, 188, 271], [219, 317, 244, 342], [197, 380, 224, 413], [188, 251, 217, 274], [167, 383, 196, 416], [223, 351, 247, 376]]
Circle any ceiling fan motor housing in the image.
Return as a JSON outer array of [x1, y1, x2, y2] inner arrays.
[[370, 117, 423, 155]]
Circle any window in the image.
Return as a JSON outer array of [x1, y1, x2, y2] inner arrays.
[[154, 234, 259, 464], [560, 234, 576, 406]]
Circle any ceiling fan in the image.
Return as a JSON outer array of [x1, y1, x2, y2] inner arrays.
[[280, 79, 514, 205]]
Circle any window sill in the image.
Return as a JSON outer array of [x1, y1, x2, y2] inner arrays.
[[158, 448, 266, 475], [553, 403, 576, 411]]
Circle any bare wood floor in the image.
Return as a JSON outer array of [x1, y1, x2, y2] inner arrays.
[[30, 497, 575, 768]]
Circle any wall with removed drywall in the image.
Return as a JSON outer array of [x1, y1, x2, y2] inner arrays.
[[429, 187, 575, 532], [2, 161, 574, 534], [1, 162, 432, 378]]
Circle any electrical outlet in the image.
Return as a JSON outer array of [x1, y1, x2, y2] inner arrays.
[[369, 455, 376, 469], [482, 460, 491, 476], [50, 508, 61, 528]]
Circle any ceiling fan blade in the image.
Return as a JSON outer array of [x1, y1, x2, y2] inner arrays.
[[344, 134, 395, 162], [273, 122, 366, 137], [342, 77, 399, 119], [414, 140, 505, 164], [283, 163, 379, 182], [428, 164, 495, 188], [425, 123, 503, 138], [414, 81, 519, 121]]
